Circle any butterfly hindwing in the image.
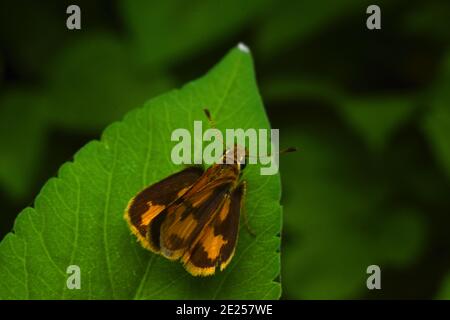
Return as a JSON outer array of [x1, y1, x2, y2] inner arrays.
[[181, 181, 245, 276], [216, 181, 245, 271], [159, 183, 232, 260], [124, 166, 204, 252]]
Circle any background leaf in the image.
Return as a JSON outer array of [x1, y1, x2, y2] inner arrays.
[[46, 33, 174, 132], [0, 46, 281, 300], [255, 0, 373, 59], [119, 0, 274, 69], [402, 1, 450, 42], [0, 33, 174, 201], [0, 91, 48, 200], [280, 127, 425, 299], [263, 77, 417, 152], [2, 1, 450, 300], [338, 96, 416, 152], [437, 273, 450, 299], [423, 52, 450, 182]]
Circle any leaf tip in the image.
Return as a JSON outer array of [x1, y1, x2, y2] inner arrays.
[[237, 42, 250, 54]]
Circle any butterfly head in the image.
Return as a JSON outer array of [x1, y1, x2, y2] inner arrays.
[[223, 144, 248, 171]]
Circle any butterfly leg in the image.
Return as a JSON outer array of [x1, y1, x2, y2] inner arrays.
[[239, 181, 256, 237]]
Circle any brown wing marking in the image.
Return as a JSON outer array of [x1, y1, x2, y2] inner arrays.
[[182, 181, 245, 276], [159, 183, 232, 261], [124, 166, 204, 252]]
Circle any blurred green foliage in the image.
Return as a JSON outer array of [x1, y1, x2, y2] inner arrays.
[[0, 92, 48, 199], [45, 33, 174, 131], [280, 127, 425, 298], [423, 53, 450, 181], [119, 0, 275, 69], [1, 0, 449, 299]]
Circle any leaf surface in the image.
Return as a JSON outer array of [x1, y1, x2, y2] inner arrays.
[[0, 46, 281, 300]]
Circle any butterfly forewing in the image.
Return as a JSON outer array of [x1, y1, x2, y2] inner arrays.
[[124, 166, 204, 252]]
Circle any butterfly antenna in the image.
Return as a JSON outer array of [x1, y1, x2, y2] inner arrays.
[[280, 147, 297, 154], [204, 108, 226, 148], [247, 147, 298, 160], [203, 108, 216, 129]]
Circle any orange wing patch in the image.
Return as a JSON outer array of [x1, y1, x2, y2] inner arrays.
[[181, 191, 238, 276], [125, 160, 247, 277], [159, 184, 231, 261], [124, 166, 204, 253], [141, 202, 166, 225]]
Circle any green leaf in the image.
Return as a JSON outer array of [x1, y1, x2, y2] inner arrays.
[[0, 91, 48, 200], [262, 76, 416, 152], [0, 34, 174, 200], [280, 128, 424, 299], [339, 96, 416, 152], [119, 0, 273, 69], [0, 46, 281, 299], [437, 273, 450, 299], [46, 33, 174, 131], [0, 1, 66, 76], [255, 0, 373, 59], [424, 106, 450, 181], [423, 52, 450, 181], [402, 2, 450, 42], [261, 76, 344, 103]]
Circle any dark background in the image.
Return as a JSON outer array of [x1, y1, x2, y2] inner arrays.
[[1, 0, 450, 299]]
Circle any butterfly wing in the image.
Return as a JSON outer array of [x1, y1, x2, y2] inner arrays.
[[160, 182, 246, 276], [124, 166, 204, 252], [179, 182, 245, 276], [214, 181, 245, 271], [182, 182, 245, 276], [159, 182, 232, 261]]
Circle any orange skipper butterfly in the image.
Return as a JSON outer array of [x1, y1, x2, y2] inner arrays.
[[124, 109, 295, 276]]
